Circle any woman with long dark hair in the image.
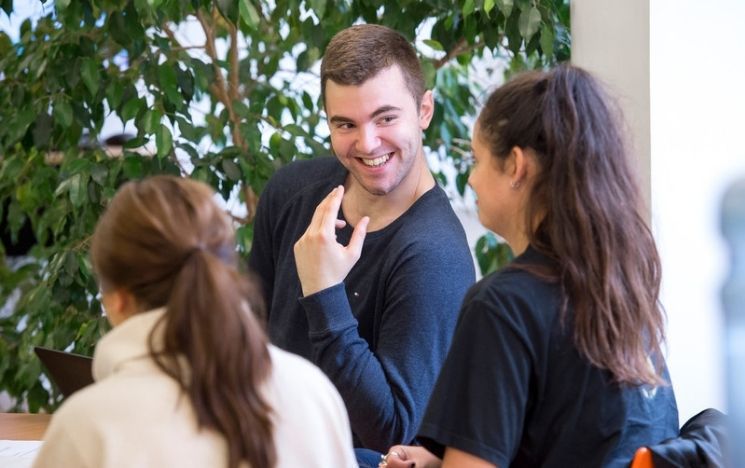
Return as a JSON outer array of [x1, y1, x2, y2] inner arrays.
[[382, 65, 679, 467], [33, 176, 355, 468]]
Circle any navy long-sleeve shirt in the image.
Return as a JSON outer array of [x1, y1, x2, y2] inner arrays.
[[248, 157, 475, 451]]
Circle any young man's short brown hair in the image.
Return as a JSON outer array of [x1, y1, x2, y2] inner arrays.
[[320, 24, 426, 108]]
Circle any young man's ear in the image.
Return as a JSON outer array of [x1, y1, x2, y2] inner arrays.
[[418, 90, 435, 130]]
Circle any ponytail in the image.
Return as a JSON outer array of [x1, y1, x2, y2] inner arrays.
[[91, 176, 276, 468], [152, 248, 275, 468], [478, 65, 666, 386]]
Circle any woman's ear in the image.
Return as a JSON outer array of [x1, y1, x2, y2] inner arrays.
[[102, 288, 138, 326], [509, 146, 531, 188]]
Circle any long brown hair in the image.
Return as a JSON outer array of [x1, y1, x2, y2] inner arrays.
[[477, 64, 665, 386], [321, 24, 425, 107], [91, 175, 276, 468]]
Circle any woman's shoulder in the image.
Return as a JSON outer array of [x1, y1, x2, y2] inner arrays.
[[471, 253, 559, 305], [265, 346, 353, 455], [462, 250, 563, 334], [267, 345, 342, 400]]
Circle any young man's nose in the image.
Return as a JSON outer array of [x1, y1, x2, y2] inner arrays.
[[355, 125, 381, 154]]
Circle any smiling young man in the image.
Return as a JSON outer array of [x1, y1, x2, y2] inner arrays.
[[248, 24, 475, 464]]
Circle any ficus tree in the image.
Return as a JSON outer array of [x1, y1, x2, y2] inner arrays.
[[0, 0, 569, 411]]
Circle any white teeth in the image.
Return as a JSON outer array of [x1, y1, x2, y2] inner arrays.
[[361, 153, 391, 167]]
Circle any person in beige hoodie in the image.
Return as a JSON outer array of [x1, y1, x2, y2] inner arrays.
[[33, 175, 356, 468]]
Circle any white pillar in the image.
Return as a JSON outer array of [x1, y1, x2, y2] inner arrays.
[[571, 0, 651, 207]]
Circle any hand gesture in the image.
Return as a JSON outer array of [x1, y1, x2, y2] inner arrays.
[[294, 185, 369, 296], [379, 445, 441, 468]]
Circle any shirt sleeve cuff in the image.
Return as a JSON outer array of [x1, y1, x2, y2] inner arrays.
[[298, 283, 357, 333]]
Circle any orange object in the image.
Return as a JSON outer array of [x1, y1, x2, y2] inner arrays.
[[630, 447, 654, 468]]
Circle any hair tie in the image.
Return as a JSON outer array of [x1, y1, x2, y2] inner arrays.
[[189, 243, 207, 258]]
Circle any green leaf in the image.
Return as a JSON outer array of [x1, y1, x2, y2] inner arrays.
[[216, 0, 239, 22], [106, 81, 124, 110], [233, 101, 250, 119], [123, 156, 144, 179], [121, 97, 143, 123], [158, 63, 182, 108], [54, 177, 73, 198], [540, 23, 554, 58], [423, 39, 445, 52], [301, 91, 314, 111], [518, 6, 541, 42], [90, 168, 108, 188], [176, 68, 194, 101], [64, 251, 78, 276], [156, 124, 173, 159], [484, 0, 496, 15], [80, 58, 99, 96], [308, 0, 326, 19], [462, 0, 475, 17], [178, 142, 200, 162], [496, 0, 513, 17], [456, 171, 470, 196], [33, 114, 53, 147], [283, 124, 306, 137], [269, 132, 282, 155], [421, 60, 436, 90], [7, 107, 35, 144], [505, 8, 523, 55], [143, 109, 163, 134], [54, 101, 74, 128], [239, 0, 260, 29], [68, 173, 87, 207], [0, 31, 11, 55], [222, 159, 241, 181]]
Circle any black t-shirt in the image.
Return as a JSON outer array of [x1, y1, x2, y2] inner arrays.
[[418, 247, 679, 467]]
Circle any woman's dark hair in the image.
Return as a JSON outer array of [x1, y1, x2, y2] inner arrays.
[[91, 175, 275, 468], [478, 64, 665, 386]]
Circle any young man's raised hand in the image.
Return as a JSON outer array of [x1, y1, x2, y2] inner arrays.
[[294, 185, 370, 296]]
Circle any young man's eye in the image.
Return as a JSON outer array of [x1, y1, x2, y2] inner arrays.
[[379, 115, 397, 124], [336, 122, 354, 130]]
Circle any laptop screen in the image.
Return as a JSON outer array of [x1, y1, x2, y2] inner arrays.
[[34, 347, 94, 399]]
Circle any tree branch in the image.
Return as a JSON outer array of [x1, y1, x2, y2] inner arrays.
[[160, 24, 204, 53], [434, 37, 483, 69], [228, 23, 240, 103], [196, 7, 246, 151], [161, 22, 179, 45]]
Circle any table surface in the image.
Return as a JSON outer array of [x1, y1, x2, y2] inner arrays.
[[0, 413, 51, 440]]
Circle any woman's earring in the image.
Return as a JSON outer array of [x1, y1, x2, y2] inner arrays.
[[510, 180, 521, 190]]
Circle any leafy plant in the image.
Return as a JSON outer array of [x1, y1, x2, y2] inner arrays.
[[0, 0, 569, 411]]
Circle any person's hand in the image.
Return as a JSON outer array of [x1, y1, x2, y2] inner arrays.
[[294, 185, 369, 296], [379, 445, 441, 468]]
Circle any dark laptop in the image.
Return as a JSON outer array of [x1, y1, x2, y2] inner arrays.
[[34, 346, 94, 399]]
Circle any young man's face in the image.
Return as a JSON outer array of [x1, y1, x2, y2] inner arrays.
[[325, 65, 433, 197]]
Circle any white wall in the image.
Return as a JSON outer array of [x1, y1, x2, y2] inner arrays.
[[649, 0, 745, 423], [573, 0, 745, 424]]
